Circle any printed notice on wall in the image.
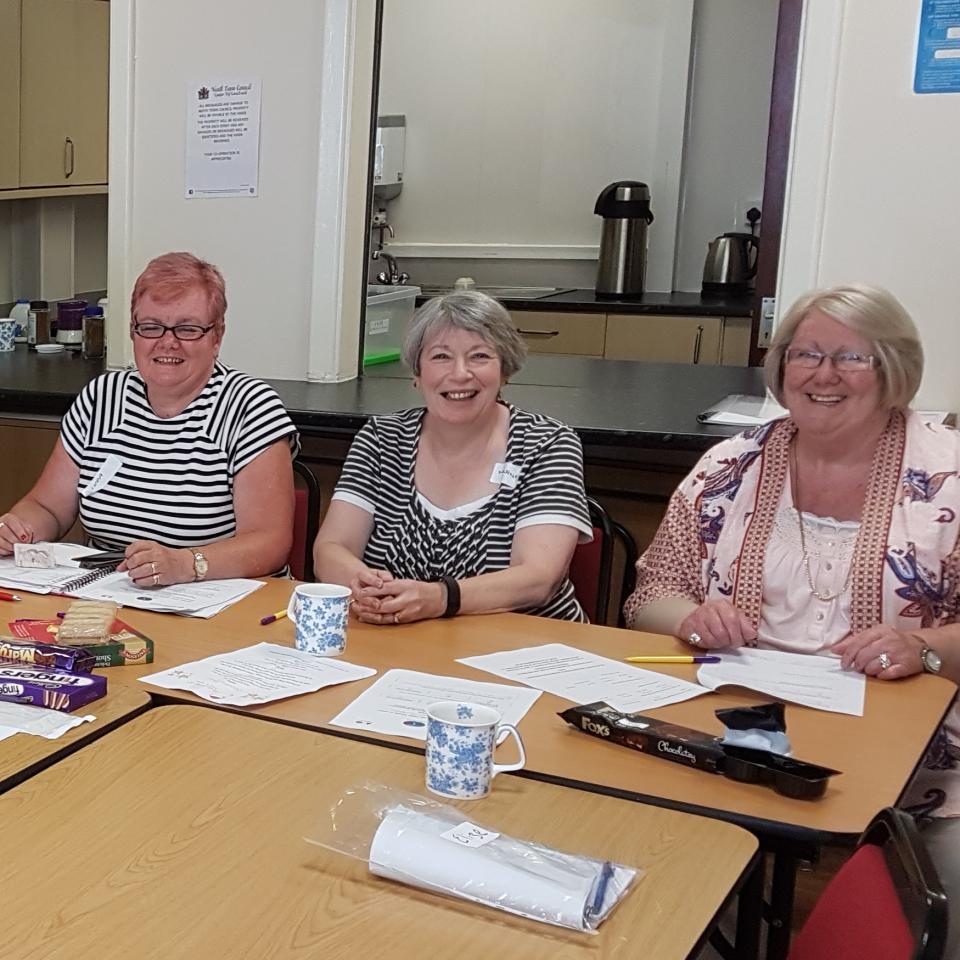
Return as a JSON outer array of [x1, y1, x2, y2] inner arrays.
[[185, 80, 262, 198], [915, 0, 960, 94]]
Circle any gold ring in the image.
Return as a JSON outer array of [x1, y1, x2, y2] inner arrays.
[[153, 573, 160, 586], [393, 613, 400, 624], [151, 562, 157, 574]]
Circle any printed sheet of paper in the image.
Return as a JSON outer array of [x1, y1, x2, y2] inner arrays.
[[697, 648, 866, 716], [458, 643, 708, 713], [330, 668, 541, 740], [139, 642, 376, 706], [71, 573, 264, 617], [0, 701, 95, 739]]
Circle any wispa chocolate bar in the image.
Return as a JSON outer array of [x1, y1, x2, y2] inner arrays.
[[0, 665, 106, 712], [0, 636, 95, 674]]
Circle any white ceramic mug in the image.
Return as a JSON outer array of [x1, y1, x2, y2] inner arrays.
[[0, 319, 16, 352], [286, 583, 351, 656], [425, 700, 526, 800]]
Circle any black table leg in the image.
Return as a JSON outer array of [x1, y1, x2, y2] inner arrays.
[[765, 850, 800, 960]]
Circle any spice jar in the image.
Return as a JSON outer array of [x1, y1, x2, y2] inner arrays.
[[27, 300, 50, 349], [82, 306, 105, 360]]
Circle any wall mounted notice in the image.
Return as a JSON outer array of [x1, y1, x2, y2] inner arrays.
[[185, 79, 262, 198], [915, 0, 960, 94]]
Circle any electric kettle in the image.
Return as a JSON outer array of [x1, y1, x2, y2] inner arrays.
[[702, 232, 759, 294]]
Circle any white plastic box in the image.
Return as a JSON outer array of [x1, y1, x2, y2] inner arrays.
[[364, 284, 421, 366]]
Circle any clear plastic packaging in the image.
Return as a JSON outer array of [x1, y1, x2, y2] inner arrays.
[[57, 600, 119, 643], [304, 781, 640, 933]]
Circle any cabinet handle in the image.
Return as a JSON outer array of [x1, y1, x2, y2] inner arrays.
[[64, 138, 75, 178], [518, 329, 560, 338], [692, 325, 704, 364]]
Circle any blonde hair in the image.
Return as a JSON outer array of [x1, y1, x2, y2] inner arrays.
[[764, 283, 923, 409]]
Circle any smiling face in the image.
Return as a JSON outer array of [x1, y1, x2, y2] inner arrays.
[[416, 324, 506, 425], [782, 308, 887, 440], [131, 286, 222, 403]]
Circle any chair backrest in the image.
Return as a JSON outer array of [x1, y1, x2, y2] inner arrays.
[[788, 808, 948, 960], [289, 459, 321, 581], [568, 498, 614, 623]]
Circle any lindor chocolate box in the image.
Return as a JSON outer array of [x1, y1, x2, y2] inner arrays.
[[0, 636, 95, 674], [0, 664, 107, 712], [559, 701, 726, 773]]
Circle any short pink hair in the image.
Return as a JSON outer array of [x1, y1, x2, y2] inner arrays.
[[130, 252, 227, 330]]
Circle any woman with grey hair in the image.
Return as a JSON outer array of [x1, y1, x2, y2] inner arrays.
[[623, 283, 960, 944], [314, 291, 592, 623]]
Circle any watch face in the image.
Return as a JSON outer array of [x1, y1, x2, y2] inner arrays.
[[923, 647, 943, 673], [194, 552, 208, 578]]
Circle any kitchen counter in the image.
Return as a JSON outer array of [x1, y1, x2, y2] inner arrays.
[[0, 345, 763, 453], [416, 288, 754, 317]]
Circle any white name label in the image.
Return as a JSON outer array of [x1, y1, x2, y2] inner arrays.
[[82, 454, 123, 496], [489, 462, 522, 488], [440, 821, 500, 848]]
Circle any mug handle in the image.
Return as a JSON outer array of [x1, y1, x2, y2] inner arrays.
[[286, 591, 300, 625], [491, 723, 526, 779]]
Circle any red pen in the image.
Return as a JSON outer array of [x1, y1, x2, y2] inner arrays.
[[0, 591, 22, 602]]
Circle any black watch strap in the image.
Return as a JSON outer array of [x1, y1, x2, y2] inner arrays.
[[439, 576, 461, 618]]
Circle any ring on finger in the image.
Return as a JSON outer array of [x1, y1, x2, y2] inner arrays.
[[878, 652, 892, 671], [688, 632, 702, 647], [151, 561, 157, 575], [393, 613, 401, 625], [153, 573, 160, 586]]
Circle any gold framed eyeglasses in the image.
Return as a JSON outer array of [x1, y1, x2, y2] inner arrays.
[[785, 348, 878, 372]]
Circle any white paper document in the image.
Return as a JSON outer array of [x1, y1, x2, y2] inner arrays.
[[697, 393, 788, 426], [458, 643, 708, 713], [697, 648, 866, 716], [330, 668, 542, 740], [0, 543, 96, 593], [139, 642, 376, 706], [0, 701, 96, 740]]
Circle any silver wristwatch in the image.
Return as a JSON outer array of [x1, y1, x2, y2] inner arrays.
[[920, 644, 943, 675], [191, 550, 209, 582]]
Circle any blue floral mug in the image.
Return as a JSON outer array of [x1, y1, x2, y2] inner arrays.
[[286, 583, 351, 656], [425, 700, 526, 800], [0, 319, 15, 353]]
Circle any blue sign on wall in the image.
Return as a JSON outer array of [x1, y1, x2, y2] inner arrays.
[[915, 0, 960, 93]]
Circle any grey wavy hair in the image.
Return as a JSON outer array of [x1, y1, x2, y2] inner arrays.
[[402, 291, 528, 378], [764, 282, 923, 409]]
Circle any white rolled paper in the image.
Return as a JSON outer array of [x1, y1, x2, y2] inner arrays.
[[368, 806, 636, 931]]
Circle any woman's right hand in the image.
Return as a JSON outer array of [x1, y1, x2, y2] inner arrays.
[[678, 599, 757, 650], [0, 513, 34, 555]]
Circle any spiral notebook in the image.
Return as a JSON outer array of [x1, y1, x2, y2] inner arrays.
[[60, 563, 123, 593]]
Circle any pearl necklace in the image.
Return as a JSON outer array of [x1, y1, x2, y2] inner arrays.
[[790, 446, 855, 603]]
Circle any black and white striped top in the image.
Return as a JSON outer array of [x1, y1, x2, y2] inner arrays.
[[60, 362, 299, 550], [333, 405, 592, 621]]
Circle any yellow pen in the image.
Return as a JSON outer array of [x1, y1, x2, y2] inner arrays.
[[626, 655, 720, 664], [259, 609, 289, 626]]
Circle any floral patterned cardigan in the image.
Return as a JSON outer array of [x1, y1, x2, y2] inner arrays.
[[623, 409, 960, 816]]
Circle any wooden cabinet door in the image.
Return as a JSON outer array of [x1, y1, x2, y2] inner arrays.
[[510, 311, 606, 356], [0, 0, 19, 189], [19, 0, 109, 187], [720, 316, 752, 366], [604, 314, 722, 364]]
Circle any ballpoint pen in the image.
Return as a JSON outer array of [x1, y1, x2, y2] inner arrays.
[[625, 655, 720, 664], [260, 609, 289, 626], [0, 591, 22, 602]]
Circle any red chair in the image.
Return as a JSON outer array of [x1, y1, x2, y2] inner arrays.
[[568, 498, 638, 625], [789, 808, 948, 960], [288, 459, 321, 581]]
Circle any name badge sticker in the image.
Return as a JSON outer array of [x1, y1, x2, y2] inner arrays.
[[440, 821, 500, 848], [489, 462, 522, 488], [82, 454, 123, 496]]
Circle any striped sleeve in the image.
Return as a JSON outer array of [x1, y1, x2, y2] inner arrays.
[[60, 377, 101, 466], [332, 420, 381, 513], [221, 374, 299, 475], [515, 423, 592, 540]]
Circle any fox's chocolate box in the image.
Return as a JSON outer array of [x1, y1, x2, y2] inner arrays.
[[559, 701, 726, 772]]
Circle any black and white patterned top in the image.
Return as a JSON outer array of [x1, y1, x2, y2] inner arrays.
[[60, 361, 299, 550], [332, 405, 592, 621]]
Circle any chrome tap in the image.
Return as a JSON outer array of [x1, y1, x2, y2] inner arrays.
[[372, 248, 408, 285]]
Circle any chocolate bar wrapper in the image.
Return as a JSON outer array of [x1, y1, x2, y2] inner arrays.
[[0, 665, 107, 712], [559, 701, 726, 773], [9, 620, 154, 668], [0, 636, 96, 674]]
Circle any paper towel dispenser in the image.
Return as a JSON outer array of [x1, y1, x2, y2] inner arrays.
[[374, 115, 405, 201]]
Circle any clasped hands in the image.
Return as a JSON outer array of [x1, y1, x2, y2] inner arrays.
[[679, 599, 925, 678], [349, 567, 445, 625]]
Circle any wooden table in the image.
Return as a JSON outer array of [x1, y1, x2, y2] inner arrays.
[[8, 583, 956, 958], [0, 705, 758, 960]]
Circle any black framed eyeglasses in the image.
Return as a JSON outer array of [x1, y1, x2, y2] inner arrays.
[[133, 321, 216, 341], [785, 348, 878, 372]]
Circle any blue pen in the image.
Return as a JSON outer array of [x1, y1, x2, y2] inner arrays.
[[587, 860, 614, 919]]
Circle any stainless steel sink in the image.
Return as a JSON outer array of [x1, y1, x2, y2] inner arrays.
[[416, 285, 572, 300]]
